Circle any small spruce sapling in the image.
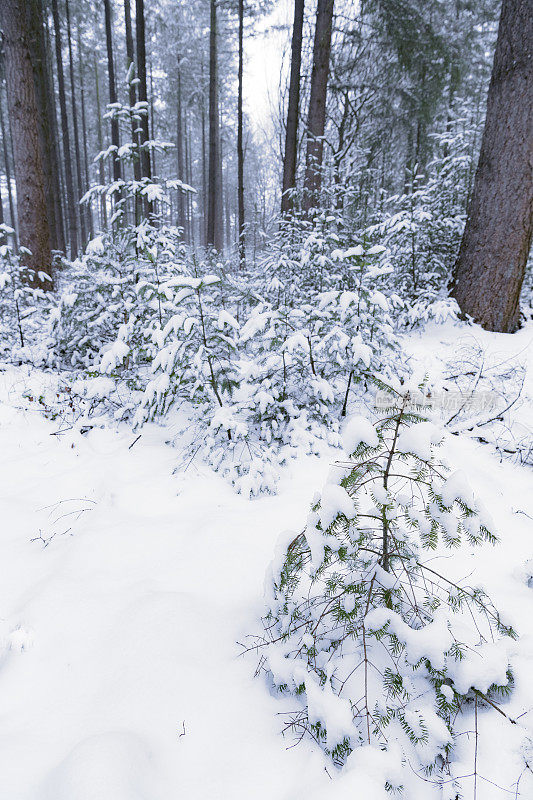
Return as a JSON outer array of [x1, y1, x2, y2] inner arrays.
[[256, 384, 515, 790]]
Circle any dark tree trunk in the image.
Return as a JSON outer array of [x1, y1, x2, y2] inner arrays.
[[93, 53, 107, 229], [281, 0, 304, 215], [452, 0, 533, 333], [65, 0, 86, 246], [0, 81, 17, 237], [207, 0, 223, 250], [43, 9, 65, 252], [77, 20, 93, 238], [124, 0, 141, 223], [302, 0, 334, 213], [237, 0, 245, 266], [135, 0, 152, 184], [149, 61, 156, 179], [51, 0, 78, 257], [27, 0, 63, 253], [104, 0, 121, 185], [1, 0, 52, 284]]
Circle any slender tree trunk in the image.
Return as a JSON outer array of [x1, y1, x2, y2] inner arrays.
[[1, 0, 52, 284], [452, 0, 533, 333], [237, 0, 245, 266], [65, 0, 86, 246], [149, 61, 156, 179], [176, 58, 186, 236], [43, 10, 65, 252], [104, 0, 121, 187], [124, 0, 141, 223], [184, 108, 191, 243], [186, 111, 195, 247], [135, 0, 152, 184], [302, 0, 334, 214], [51, 0, 78, 257], [94, 53, 107, 229], [207, 0, 224, 250], [77, 20, 93, 238], [281, 0, 305, 214], [201, 61, 207, 246], [0, 83, 17, 237]]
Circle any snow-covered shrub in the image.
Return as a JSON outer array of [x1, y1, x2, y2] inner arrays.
[[134, 225, 402, 495], [363, 119, 475, 326], [0, 226, 54, 362], [256, 385, 514, 789], [49, 222, 188, 376]]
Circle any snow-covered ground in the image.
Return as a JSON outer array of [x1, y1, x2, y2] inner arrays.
[[0, 319, 532, 799]]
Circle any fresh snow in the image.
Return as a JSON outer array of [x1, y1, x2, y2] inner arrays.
[[0, 319, 532, 799]]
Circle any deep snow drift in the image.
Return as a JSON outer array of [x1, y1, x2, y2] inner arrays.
[[0, 319, 532, 799]]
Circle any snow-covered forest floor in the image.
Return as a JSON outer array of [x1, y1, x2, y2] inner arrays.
[[1, 318, 532, 800]]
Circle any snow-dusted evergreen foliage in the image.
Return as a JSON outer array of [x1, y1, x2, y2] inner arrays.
[[132, 213, 401, 494], [256, 385, 514, 791], [0, 225, 54, 362]]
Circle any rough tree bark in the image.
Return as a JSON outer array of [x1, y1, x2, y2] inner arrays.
[[281, 0, 305, 215], [1, 0, 52, 284], [51, 0, 78, 257], [27, 0, 63, 252], [207, 0, 223, 251], [452, 0, 533, 333], [302, 0, 334, 214]]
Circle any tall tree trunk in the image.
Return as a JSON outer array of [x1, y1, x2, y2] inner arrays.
[[1, 0, 52, 284], [302, 0, 334, 214], [43, 10, 65, 252], [201, 60, 207, 246], [124, 0, 141, 223], [65, 0, 86, 246], [135, 0, 152, 185], [176, 58, 186, 236], [93, 53, 107, 229], [104, 0, 121, 186], [237, 0, 245, 266], [452, 0, 533, 333], [149, 61, 156, 178], [0, 82, 17, 237], [207, 0, 223, 250], [51, 0, 78, 257], [27, 0, 62, 252], [186, 110, 195, 247], [77, 20, 93, 238], [281, 0, 305, 215]]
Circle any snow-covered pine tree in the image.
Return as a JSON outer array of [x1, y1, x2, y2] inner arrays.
[[256, 384, 514, 790]]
